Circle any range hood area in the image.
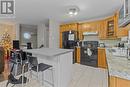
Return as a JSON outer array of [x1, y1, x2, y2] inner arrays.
[[83, 31, 98, 36], [83, 31, 99, 41]]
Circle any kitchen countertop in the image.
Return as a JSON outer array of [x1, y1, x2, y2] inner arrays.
[[24, 48, 73, 57], [98, 47, 105, 49], [106, 48, 130, 80]]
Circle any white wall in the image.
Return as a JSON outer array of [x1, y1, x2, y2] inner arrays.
[[15, 23, 20, 40], [14, 22, 47, 48], [44, 24, 49, 48], [15, 23, 45, 48], [49, 20, 60, 48], [0, 20, 60, 48], [37, 23, 46, 47]]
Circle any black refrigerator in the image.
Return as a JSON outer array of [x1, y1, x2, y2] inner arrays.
[[62, 30, 77, 63], [62, 30, 77, 49]]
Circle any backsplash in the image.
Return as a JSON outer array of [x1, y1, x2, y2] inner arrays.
[[99, 39, 121, 47], [83, 35, 123, 47], [83, 36, 99, 41]]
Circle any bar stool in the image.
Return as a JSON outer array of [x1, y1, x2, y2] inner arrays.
[[28, 55, 54, 87], [10, 50, 29, 76], [7, 50, 29, 87]]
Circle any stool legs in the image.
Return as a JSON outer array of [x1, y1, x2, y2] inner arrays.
[[42, 71, 44, 86], [15, 63, 18, 76], [41, 68, 54, 87], [51, 68, 54, 87]]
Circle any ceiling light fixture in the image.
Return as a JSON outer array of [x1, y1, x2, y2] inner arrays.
[[67, 6, 80, 17]]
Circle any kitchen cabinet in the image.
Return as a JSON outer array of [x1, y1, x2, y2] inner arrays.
[[98, 21, 107, 39], [109, 76, 130, 87], [78, 16, 118, 40], [98, 48, 107, 69], [60, 23, 78, 32], [105, 15, 118, 39], [99, 13, 118, 40], [78, 20, 103, 40], [60, 12, 120, 44], [117, 28, 128, 38], [64, 14, 119, 41], [78, 24, 83, 40], [98, 13, 118, 40], [116, 11, 129, 38], [107, 19, 115, 37], [117, 23, 130, 38], [75, 47, 81, 63]]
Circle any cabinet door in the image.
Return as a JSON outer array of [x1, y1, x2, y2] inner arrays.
[[116, 77, 130, 87], [79, 21, 102, 40], [98, 48, 107, 69], [98, 21, 107, 39], [76, 47, 81, 63], [110, 76, 130, 87], [59, 32, 62, 48], [117, 28, 128, 38], [106, 17, 115, 37], [78, 24, 83, 40], [109, 76, 117, 87], [117, 23, 129, 38], [105, 15, 117, 39]]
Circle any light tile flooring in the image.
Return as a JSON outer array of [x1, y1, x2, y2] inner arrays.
[[69, 64, 108, 87], [0, 64, 108, 87]]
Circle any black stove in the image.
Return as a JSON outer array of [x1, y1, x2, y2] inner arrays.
[[80, 41, 98, 67]]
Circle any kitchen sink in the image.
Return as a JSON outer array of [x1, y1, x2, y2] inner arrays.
[[107, 48, 127, 57]]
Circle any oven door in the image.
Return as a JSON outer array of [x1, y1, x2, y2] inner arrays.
[[81, 47, 98, 67]]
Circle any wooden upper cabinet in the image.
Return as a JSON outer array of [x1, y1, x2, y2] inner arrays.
[[106, 18, 115, 37], [117, 28, 128, 38], [98, 21, 107, 39], [117, 23, 129, 38], [105, 15, 117, 39], [98, 13, 118, 39], [116, 11, 129, 38], [78, 21, 103, 40], [60, 23, 78, 32], [78, 24, 83, 40]]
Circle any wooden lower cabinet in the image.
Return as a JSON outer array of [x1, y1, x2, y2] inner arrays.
[[98, 48, 107, 69], [76, 47, 81, 63], [109, 76, 130, 87]]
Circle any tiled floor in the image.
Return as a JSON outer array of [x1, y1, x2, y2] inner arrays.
[[69, 64, 108, 87], [0, 63, 108, 87]]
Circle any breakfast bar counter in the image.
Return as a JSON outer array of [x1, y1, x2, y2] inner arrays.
[[24, 48, 73, 87], [106, 48, 130, 80], [106, 48, 130, 87]]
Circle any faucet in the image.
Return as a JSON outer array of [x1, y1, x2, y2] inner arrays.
[[126, 44, 130, 60]]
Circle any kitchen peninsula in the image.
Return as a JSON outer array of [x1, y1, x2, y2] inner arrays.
[[24, 48, 73, 87], [106, 48, 130, 87]]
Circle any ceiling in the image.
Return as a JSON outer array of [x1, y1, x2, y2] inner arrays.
[[1, 0, 123, 24]]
